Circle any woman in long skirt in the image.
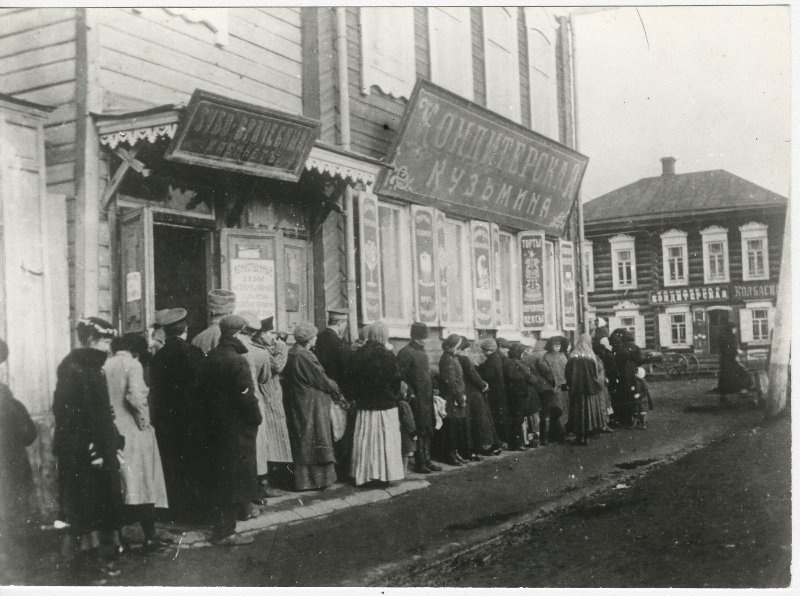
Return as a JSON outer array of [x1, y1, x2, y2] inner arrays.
[[565, 334, 606, 446], [349, 321, 404, 486]]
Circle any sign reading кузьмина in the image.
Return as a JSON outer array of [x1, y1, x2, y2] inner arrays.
[[376, 80, 589, 235]]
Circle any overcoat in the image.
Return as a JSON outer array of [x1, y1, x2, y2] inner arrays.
[[199, 336, 262, 505], [53, 347, 123, 533], [314, 327, 351, 388], [397, 340, 435, 436], [718, 330, 752, 394], [350, 340, 401, 410], [0, 383, 36, 527], [535, 351, 569, 415], [438, 351, 467, 419], [457, 354, 497, 448], [241, 336, 271, 476], [506, 359, 544, 417], [477, 351, 510, 442], [104, 351, 168, 507], [613, 338, 646, 422]]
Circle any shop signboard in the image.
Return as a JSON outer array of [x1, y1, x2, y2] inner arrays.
[[470, 220, 494, 329], [559, 239, 577, 330], [435, 209, 449, 325], [650, 282, 778, 306], [358, 192, 382, 324], [411, 206, 438, 324], [230, 258, 276, 319], [519, 230, 546, 329], [166, 89, 320, 181], [377, 79, 589, 235]]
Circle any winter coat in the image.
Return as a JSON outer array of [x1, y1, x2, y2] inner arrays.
[[199, 336, 262, 505], [535, 351, 569, 415], [565, 355, 605, 435], [53, 347, 124, 533], [718, 331, 752, 394], [241, 335, 272, 476], [457, 354, 497, 448], [0, 383, 36, 528], [283, 344, 339, 466], [506, 359, 543, 417], [438, 351, 467, 419], [104, 351, 168, 507], [314, 327, 351, 388], [254, 338, 293, 464], [350, 340, 401, 411], [397, 340, 435, 436], [191, 322, 222, 356], [478, 351, 510, 442]]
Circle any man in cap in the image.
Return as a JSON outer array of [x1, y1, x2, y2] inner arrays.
[[149, 307, 206, 519], [149, 309, 171, 356], [397, 322, 441, 474], [192, 289, 236, 355], [198, 315, 262, 546], [478, 337, 510, 451]]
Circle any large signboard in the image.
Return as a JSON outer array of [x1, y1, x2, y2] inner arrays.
[[649, 282, 778, 306], [559, 240, 577, 330], [377, 79, 589, 235], [471, 221, 494, 329], [411, 206, 438, 324], [519, 230, 546, 329], [166, 89, 320, 181]]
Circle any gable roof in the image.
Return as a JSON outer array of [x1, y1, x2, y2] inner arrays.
[[583, 169, 787, 224]]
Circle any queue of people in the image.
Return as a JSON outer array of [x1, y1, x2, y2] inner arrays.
[[42, 287, 663, 583]]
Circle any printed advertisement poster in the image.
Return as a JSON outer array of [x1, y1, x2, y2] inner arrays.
[[519, 230, 546, 329], [435, 209, 449, 325], [230, 258, 275, 319], [559, 239, 577, 330], [358, 192, 382, 324], [471, 220, 494, 329], [491, 223, 503, 328], [411, 206, 438, 324]]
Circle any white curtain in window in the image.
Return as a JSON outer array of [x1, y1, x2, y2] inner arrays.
[[483, 7, 521, 122], [360, 7, 417, 99], [428, 7, 473, 100]]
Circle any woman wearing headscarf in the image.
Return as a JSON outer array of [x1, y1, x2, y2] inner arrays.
[[283, 321, 340, 491], [535, 336, 569, 444], [718, 322, 752, 399], [457, 338, 500, 456], [349, 321, 404, 486], [439, 334, 472, 465], [53, 317, 124, 581], [565, 334, 606, 446], [592, 322, 616, 431], [104, 333, 168, 555], [612, 329, 646, 427]]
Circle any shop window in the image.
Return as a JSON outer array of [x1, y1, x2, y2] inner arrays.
[[582, 240, 594, 292], [610, 302, 645, 347], [443, 218, 473, 328], [739, 222, 769, 281], [543, 240, 559, 329], [428, 7, 473, 100], [701, 226, 729, 283], [497, 231, 517, 327], [658, 306, 693, 349], [739, 301, 774, 344], [660, 229, 688, 287], [483, 7, 521, 122], [360, 7, 416, 99], [609, 234, 637, 290], [524, 8, 558, 138], [377, 202, 413, 324]]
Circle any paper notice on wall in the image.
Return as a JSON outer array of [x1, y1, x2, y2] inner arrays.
[[230, 258, 275, 318], [126, 271, 142, 302]]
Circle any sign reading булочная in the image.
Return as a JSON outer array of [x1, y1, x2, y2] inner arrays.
[[166, 89, 320, 181], [649, 282, 778, 305], [376, 79, 590, 236]]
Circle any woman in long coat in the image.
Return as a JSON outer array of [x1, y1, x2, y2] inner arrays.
[[104, 333, 168, 554], [53, 317, 123, 578], [283, 321, 340, 491], [505, 344, 544, 450], [439, 335, 471, 465], [535, 336, 569, 444], [565, 334, 606, 446], [349, 321, 405, 486], [718, 322, 752, 396], [457, 339, 499, 456], [477, 338, 510, 449]]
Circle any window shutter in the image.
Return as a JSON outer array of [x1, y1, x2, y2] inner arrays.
[[608, 316, 621, 334], [360, 7, 416, 99], [767, 306, 776, 339], [428, 7, 473, 99], [634, 315, 646, 348], [684, 311, 693, 346], [739, 308, 753, 343], [491, 223, 503, 328], [658, 314, 671, 348], [358, 192, 382, 324]]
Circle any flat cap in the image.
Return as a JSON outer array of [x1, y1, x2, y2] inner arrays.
[[293, 321, 318, 343], [160, 308, 187, 327], [236, 311, 261, 332], [219, 314, 248, 337], [479, 337, 497, 352]]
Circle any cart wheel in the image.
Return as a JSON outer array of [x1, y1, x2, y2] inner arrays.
[[685, 353, 700, 376], [663, 353, 689, 377]]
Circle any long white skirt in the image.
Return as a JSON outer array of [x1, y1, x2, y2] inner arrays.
[[350, 407, 405, 486]]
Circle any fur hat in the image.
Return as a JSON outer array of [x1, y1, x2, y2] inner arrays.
[[410, 322, 429, 340], [219, 314, 248, 337], [208, 289, 236, 316], [293, 321, 318, 343]]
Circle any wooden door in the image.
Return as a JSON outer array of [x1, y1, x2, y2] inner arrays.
[[707, 309, 730, 355], [283, 238, 313, 334], [119, 207, 155, 334]]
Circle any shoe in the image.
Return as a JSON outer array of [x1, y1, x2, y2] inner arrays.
[[423, 448, 443, 472], [468, 454, 483, 462], [140, 540, 168, 556], [211, 534, 255, 546], [500, 442, 509, 450], [261, 487, 284, 498], [454, 452, 469, 464]]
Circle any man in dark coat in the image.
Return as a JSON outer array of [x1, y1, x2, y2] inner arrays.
[[612, 329, 646, 427], [149, 308, 206, 519], [397, 322, 441, 473], [199, 315, 262, 546], [478, 338, 510, 449]]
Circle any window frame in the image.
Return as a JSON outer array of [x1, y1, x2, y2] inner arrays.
[[609, 234, 637, 291], [701, 226, 730, 284], [661, 304, 693, 349], [610, 301, 645, 348], [376, 200, 414, 334], [496, 229, 520, 332], [441, 216, 475, 337], [739, 221, 769, 281], [360, 7, 417, 100], [524, 7, 558, 138], [660, 229, 688, 287], [740, 299, 774, 346], [482, 7, 521, 123], [427, 7, 473, 100], [543, 239, 560, 331]]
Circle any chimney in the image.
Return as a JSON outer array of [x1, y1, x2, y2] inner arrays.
[[660, 156, 676, 176]]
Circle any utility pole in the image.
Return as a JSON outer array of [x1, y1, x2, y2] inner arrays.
[[766, 204, 791, 416]]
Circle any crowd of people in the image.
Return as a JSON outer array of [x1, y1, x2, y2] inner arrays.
[[1, 289, 674, 583]]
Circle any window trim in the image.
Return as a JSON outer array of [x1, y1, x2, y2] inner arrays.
[[610, 300, 645, 347], [701, 226, 730, 284], [739, 221, 769, 281], [741, 299, 774, 345], [441, 216, 474, 335], [496, 230, 519, 331], [376, 200, 414, 333], [482, 7, 522, 123], [662, 304, 693, 349], [543, 239, 560, 331], [360, 7, 417, 100], [427, 7, 474, 100], [609, 234, 637, 291], [660, 229, 688, 287]]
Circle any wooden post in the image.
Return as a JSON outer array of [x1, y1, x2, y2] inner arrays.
[[766, 205, 790, 417]]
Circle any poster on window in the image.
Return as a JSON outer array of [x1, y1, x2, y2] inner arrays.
[[559, 240, 577, 330], [230, 258, 275, 319], [358, 192, 382, 324], [435, 209, 449, 325], [411, 206, 438, 324], [471, 220, 494, 329], [491, 223, 503, 328], [519, 230, 546, 329]]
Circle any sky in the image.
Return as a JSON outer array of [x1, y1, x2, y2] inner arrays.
[[572, 5, 791, 201]]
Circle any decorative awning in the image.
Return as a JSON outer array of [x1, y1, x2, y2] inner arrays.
[[94, 105, 181, 150], [305, 143, 385, 188]]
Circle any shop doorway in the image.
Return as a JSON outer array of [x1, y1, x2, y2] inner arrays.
[[707, 309, 730, 354], [153, 223, 211, 340]]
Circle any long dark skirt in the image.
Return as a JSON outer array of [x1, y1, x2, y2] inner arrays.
[[468, 390, 499, 448], [719, 356, 752, 394]]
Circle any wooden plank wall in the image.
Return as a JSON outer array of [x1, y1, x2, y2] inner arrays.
[[95, 8, 303, 114], [470, 7, 486, 108]]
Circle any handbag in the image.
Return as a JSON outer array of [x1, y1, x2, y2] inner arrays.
[[330, 400, 348, 441]]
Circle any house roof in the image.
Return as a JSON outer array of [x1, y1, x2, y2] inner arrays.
[[583, 169, 787, 224]]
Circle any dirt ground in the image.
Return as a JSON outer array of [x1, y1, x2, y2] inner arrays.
[[398, 411, 791, 588]]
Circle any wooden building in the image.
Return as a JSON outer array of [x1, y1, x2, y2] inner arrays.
[[0, 7, 587, 517], [583, 157, 786, 366]]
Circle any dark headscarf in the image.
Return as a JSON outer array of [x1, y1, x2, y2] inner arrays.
[[544, 336, 568, 353]]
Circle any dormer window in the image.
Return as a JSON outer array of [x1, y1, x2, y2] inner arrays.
[[701, 226, 729, 284], [609, 234, 637, 291], [739, 222, 769, 281], [660, 229, 688, 287]]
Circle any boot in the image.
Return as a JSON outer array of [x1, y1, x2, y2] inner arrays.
[[445, 450, 462, 466], [413, 450, 431, 474], [423, 448, 442, 472], [539, 417, 549, 446]]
